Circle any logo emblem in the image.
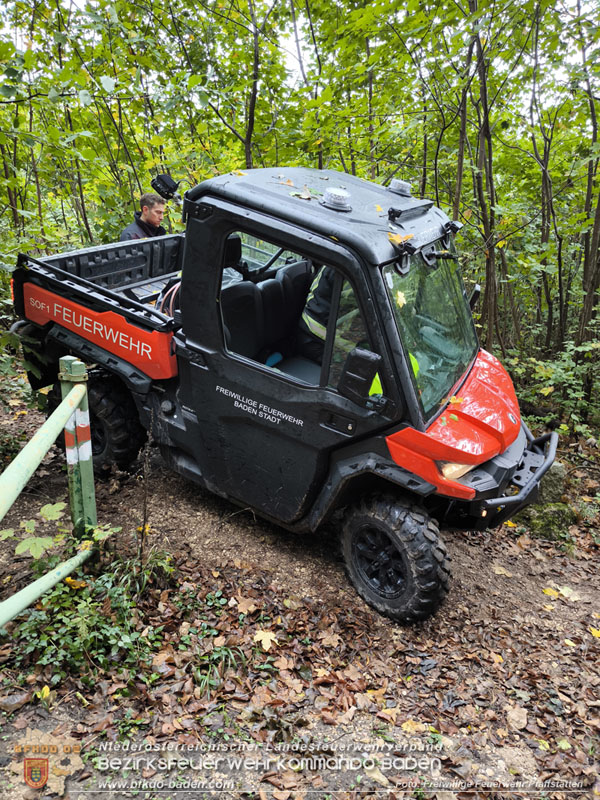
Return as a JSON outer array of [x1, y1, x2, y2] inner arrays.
[[508, 413, 517, 424], [24, 758, 49, 789]]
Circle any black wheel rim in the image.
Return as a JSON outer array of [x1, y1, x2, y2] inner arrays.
[[352, 525, 406, 599]]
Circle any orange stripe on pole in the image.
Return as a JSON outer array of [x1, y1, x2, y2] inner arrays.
[[75, 424, 91, 445]]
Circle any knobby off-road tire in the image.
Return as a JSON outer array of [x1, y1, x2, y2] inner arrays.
[[341, 495, 450, 623], [49, 372, 146, 473]]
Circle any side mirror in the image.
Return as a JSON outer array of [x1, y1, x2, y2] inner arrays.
[[338, 348, 383, 407], [469, 283, 481, 311]]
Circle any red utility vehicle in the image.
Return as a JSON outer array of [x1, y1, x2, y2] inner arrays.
[[12, 168, 557, 622]]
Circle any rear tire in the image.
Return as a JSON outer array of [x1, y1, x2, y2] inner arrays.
[[342, 495, 450, 623], [49, 371, 146, 472]]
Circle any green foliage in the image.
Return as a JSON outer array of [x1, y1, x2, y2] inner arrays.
[[3, 551, 252, 692], [192, 645, 246, 696], [1, 502, 121, 562], [0, 0, 598, 429], [8, 573, 159, 684], [14, 535, 55, 559], [108, 547, 174, 597], [507, 341, 600, 431]]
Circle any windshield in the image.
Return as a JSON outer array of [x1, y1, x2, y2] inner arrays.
[[383, 242, 478, 420]]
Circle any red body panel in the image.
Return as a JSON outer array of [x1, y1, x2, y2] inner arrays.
[[386, 350, 521, 499], [23, 283, 178, 380]]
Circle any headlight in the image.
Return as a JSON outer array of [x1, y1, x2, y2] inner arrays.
[[438, 462, 476, 481]]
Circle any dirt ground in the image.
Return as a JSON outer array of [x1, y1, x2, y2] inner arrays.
[[0, 400, 599, 800]]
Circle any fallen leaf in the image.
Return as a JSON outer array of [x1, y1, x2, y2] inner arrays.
[[492, 564, 513, 577], [504, 520, 518, 528], [559, 585, 580, 601], [338, 706, 357, 724], [254, 630, 278, 651], [538, 739, 550, 751], [377, 707, 399, 723], [589, 627, 600, 638], [543, 587, 560, 598], [273, 655, 294, 670], [364, 765, 389, 786], [0, 691, 32, 712], [152, 650, 175, 666], [401, 719, 428, 733], [556, 738, 571, 750], [449, 395, 464, 404], [507, 706, 527, 730], [237, 596, 257, 614], [388, 232, 414, 246], [375, 204, 383, 212], [142, 768, 157, 778], [564, 639, 577, 647], [64, 577, 87, 589], [231, 169, 246, 176], [318, 630, 341, 648]]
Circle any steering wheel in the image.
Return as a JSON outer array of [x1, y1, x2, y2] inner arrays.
[[420, 326, 462, 360], [415, 313, 447, 335]]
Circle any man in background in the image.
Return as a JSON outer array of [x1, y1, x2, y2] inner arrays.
[[120, 193, 166, 240]]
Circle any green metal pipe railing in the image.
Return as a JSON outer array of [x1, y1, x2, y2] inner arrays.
[[0, 548, 93, 627], [0, 383, 85, 523], [0, 356, 98, 628]]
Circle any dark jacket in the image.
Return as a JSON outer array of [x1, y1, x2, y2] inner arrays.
[[120, 211, 166, 241]]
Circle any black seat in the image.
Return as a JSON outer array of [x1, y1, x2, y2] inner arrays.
[[220, 257, 319, 380], [220, 281, 263, 359], [257, 278, 288, 356], [276, 261, 313, 321]]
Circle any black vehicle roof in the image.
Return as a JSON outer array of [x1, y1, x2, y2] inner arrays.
[[186, 167, 452, 265]]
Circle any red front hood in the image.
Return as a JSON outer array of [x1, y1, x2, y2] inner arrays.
[[386, 349, 521, 499]]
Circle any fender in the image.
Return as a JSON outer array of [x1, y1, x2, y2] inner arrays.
[[47, 327, 154, 395], [303, 440, 437, 532]]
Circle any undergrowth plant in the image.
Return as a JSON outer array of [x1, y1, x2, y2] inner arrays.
[[507, 342, 600, 435], [0, 501, 120, 560], [3, 544, 175, 687], [9, 574, 160, 685]]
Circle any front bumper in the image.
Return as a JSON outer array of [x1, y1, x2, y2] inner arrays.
[[467, 427, 558, 528]]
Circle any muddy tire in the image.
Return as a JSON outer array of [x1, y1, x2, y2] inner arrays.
[[49, 372, 146, 472], [342, 495, 450, 623]]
